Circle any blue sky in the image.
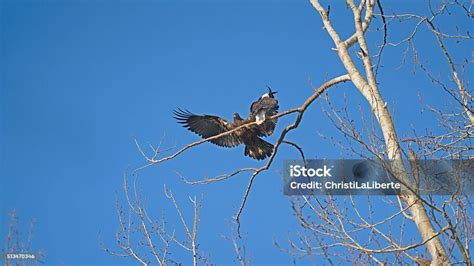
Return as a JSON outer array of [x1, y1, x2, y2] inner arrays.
[[1, 0, 472, 265]]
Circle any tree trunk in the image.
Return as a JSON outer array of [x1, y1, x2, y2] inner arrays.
[[309, 0, 449, 264]]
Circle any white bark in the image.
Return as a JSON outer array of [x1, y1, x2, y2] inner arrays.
[[309, 0, 449, 264]]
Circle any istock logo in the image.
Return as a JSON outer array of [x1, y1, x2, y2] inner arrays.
[[289, 164, 332, 177]]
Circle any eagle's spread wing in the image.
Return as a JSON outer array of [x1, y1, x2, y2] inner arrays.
[[174, 109, 242, 147]]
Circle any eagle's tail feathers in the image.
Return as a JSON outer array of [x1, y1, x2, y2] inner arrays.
[[244, 138, 273, 160]]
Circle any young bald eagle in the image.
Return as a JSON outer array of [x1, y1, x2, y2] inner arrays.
[[174, 88, 279, 160]]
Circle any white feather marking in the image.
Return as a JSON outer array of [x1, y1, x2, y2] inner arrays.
[[256, 111, 265, 124], [261, 93, 270, 98]]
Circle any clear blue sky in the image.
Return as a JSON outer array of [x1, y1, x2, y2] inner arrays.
[[1, 0, 471, 265]]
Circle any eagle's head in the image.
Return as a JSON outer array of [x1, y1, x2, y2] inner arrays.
[[262, 86, 277, 99], [233, 113, 244, 122]]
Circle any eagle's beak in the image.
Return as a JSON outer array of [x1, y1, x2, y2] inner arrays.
[[266, 85, 277, 95]]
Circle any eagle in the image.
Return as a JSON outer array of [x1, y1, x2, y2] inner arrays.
[[250, 86, 278, 136], [174, 88, 279, 160]]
